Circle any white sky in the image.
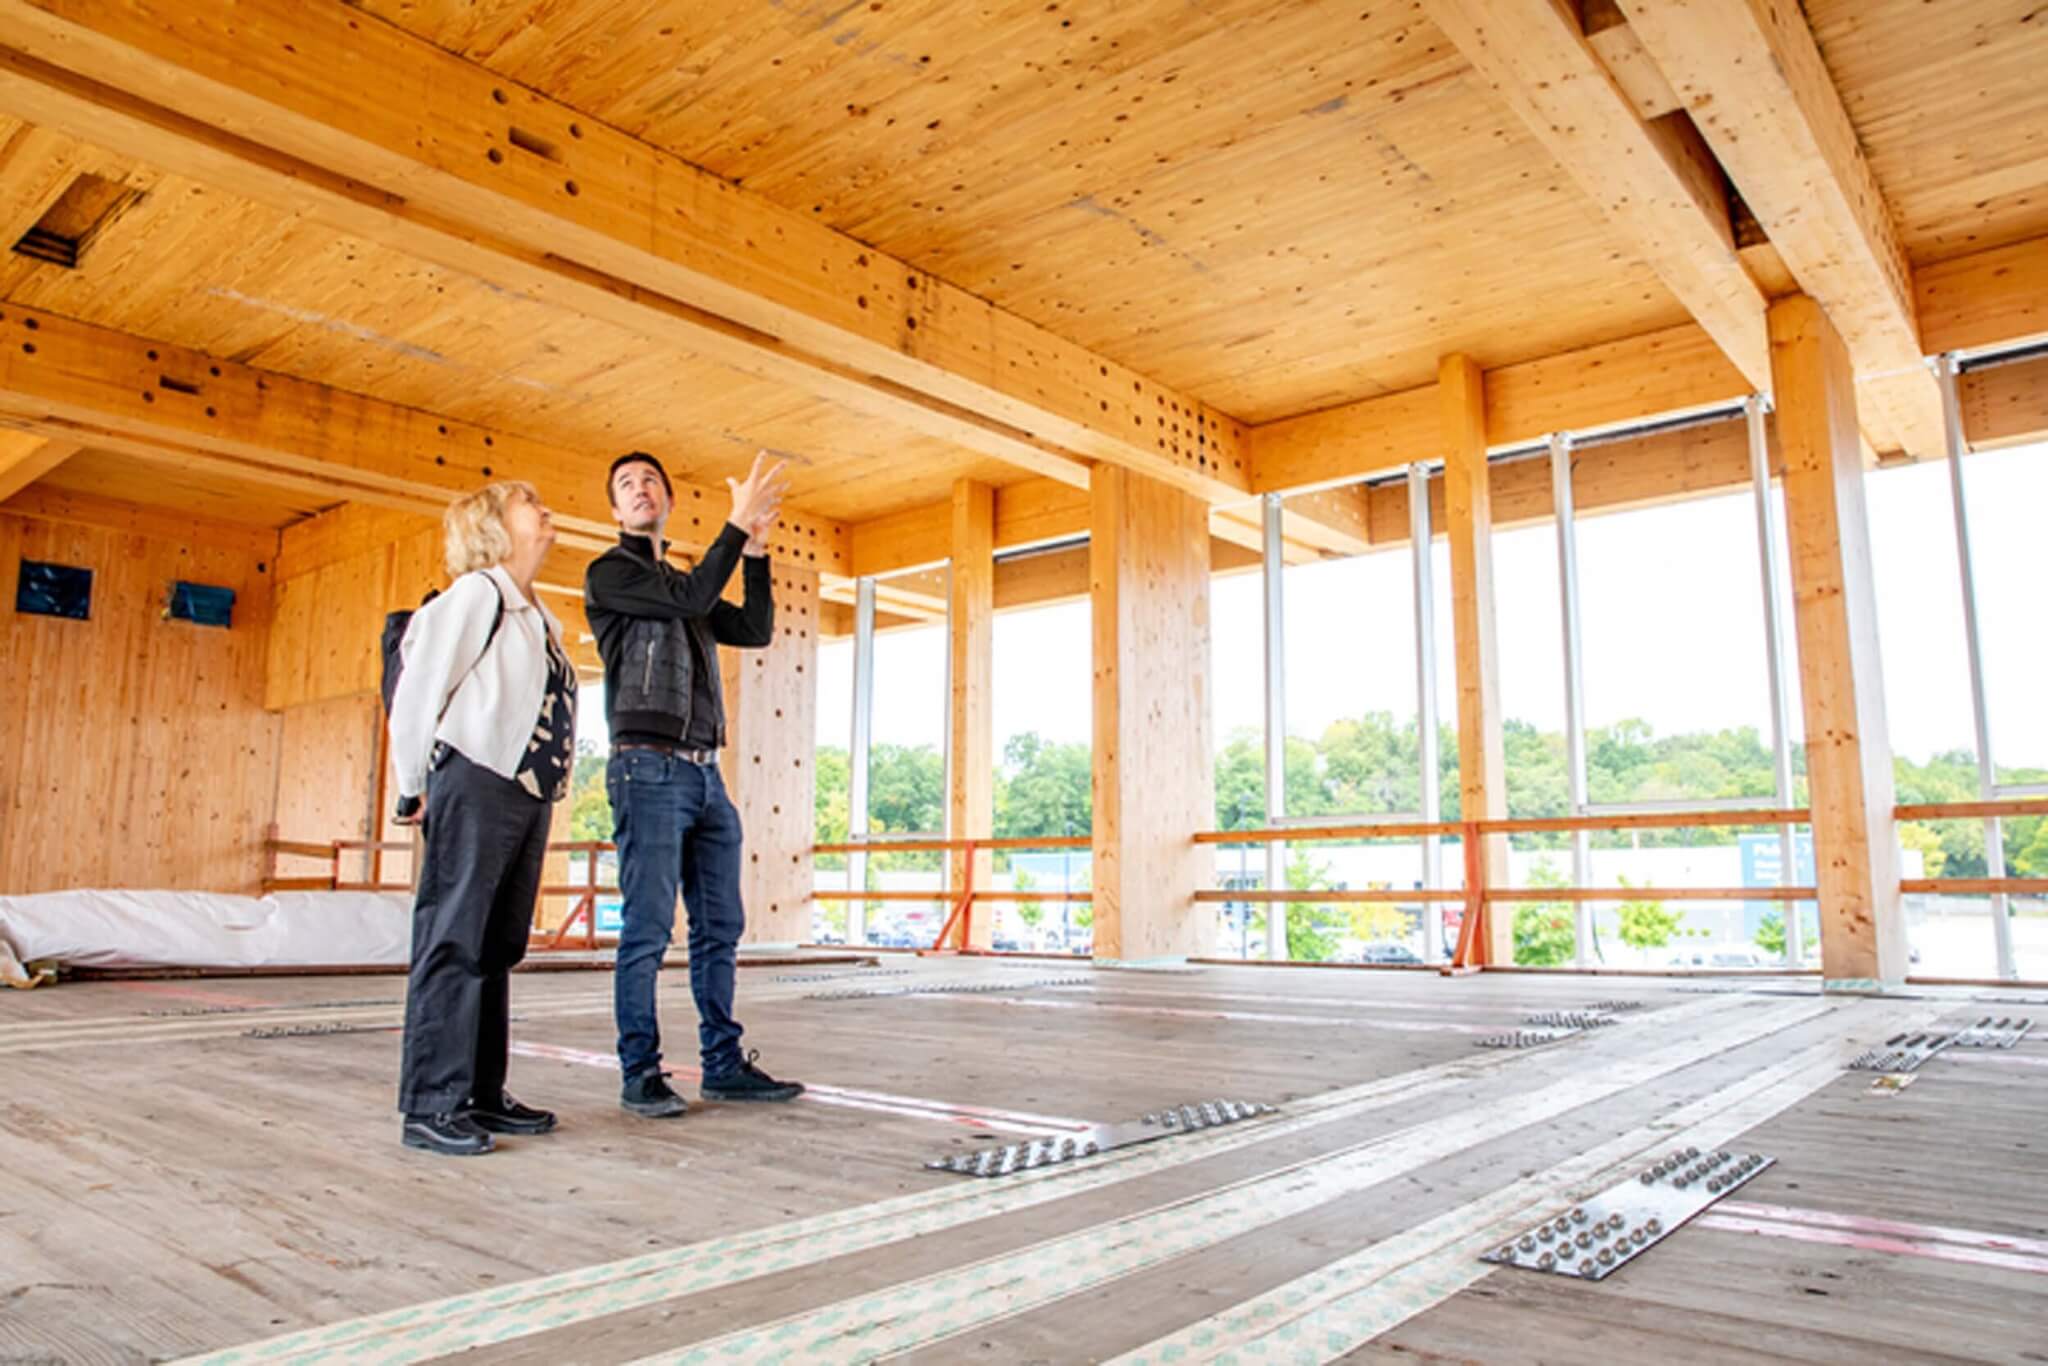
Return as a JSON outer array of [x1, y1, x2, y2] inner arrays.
[[751, 440, 2046, 771]]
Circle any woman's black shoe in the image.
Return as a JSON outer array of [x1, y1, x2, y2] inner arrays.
[[401, 1111, 495, 1155], [465, 1092, 557, 1135]]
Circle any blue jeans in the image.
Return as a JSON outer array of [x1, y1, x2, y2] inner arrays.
[[607, 750, 746, 1079]]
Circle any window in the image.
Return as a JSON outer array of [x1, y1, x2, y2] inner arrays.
[[992, 598, 1092, 954]]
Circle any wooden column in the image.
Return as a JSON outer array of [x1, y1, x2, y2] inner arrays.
[[1089, 465, 1215, 963], [947, 479, 996, 949], [1768, 294, 1907, 988], [719, 563, 822, 949], [1439, 354, 1513, 964]]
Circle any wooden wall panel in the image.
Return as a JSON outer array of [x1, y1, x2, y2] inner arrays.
[[719, 564, 821, 948], [0, 505, 279, 894], [266, 511, 443, 712], [270, 692, 384, 883]]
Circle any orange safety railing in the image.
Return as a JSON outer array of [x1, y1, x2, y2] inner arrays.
[[1199, 807, 1818, 974], [264, 834, 618, 950], [265, 793, 2048, 975], [813, 834, 1092, 954], [1893, 797, 2048, 898]]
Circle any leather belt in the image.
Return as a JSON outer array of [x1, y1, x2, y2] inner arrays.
[[615, 740, 719, 764]]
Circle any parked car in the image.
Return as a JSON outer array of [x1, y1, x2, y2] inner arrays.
[[1676, 947, 1767, 969], [1352, 942, 1424, 966]]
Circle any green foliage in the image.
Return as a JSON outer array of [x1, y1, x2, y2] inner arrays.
[[813, 897, 850, 940], [1890, 753, 2048, 878], [1283, 848, 1342, 962], [794, 719, 2047, 958], [1012, 868, 1044, 931], [1512, 859, 1577, 967], [995, 733, 1091, 840], [2012, 813, 2048, 879], [567, 744, 613, 842], [1895, 821, 1947, 879], [866, 742, 945, 832], [1615, 877, 1683, 961], [1347, 901, 1413, 943], [1754, 906, 1816, 960]]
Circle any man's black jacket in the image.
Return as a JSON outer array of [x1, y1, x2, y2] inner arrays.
[[583, 524, 774, 748]]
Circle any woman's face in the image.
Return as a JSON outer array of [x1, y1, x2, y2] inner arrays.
[[503, 490, 557, 561]]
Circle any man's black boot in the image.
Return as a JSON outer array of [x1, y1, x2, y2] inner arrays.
[[700, 1050, 805, 1103], [621, 1070, 689, 1118]]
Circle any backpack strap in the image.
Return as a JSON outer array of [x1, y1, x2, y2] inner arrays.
[[434, 575, 508, 722]]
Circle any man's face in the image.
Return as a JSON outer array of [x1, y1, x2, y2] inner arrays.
[[610, 461, 671, 535]]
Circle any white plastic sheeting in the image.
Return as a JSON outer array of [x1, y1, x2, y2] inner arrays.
[[0, 889, 412, 977]]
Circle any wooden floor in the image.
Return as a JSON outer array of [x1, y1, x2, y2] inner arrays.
[[3, 959, 2045, 1364]]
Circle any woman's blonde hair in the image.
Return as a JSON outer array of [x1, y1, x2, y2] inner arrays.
[[443, 480, 540, 578]]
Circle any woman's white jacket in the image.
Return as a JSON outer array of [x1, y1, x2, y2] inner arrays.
[[388, 564, 564, 800]]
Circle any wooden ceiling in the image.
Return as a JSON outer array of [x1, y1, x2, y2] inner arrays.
[[0, 118, 1020, 526], [32, 446, 326, 529], [1806, 0, 2048, 264], [0, 0, 2042, 545], [350, 0, 1688, 420]]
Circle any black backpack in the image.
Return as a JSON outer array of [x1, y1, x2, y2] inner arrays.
[[380, 581, 505, 716]]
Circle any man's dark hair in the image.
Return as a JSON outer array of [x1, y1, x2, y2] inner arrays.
[[608, 450, 673, 503]]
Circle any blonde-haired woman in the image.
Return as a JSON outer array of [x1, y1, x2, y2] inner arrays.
[[388, 481, 576, 1156]]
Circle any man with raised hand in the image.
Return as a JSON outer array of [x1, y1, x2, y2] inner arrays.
[[585, 450, 803, 1118]]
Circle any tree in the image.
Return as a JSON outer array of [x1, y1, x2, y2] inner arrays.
[[813, 745, 850, 870], [1753, 905, 1815, 960], [1615, 877, 1682, 965], [2012, 819, 2048, 879], [567, 744, 614, 842], [1012, 868, 1045, 937], [1895, 821, 1947, 879], [1284, 848, 1342, 962], [1347, 900, 1412, 944], [813, 897, 850, 941], [995, 733, 1091, 840], [867, 743, 945, 871], [1513, 859, 1577, 967], [1213, 728, 1266, 830]]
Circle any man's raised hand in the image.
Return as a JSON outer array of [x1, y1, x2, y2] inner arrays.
[[728, 452, 791, 532]]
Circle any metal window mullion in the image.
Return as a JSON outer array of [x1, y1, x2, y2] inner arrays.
[[1747, 397, 1804, 967], [1935, 354, 2016, 980], [1551, 433, 1594, 967], [1409, 463, 1444, 964], [846, 576, 877, 946], [1262, 493, 1289, 962]]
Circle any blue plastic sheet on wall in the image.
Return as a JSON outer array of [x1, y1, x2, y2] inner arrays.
[[168, 580, 235, 628], [15, 559, 92, 620]]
